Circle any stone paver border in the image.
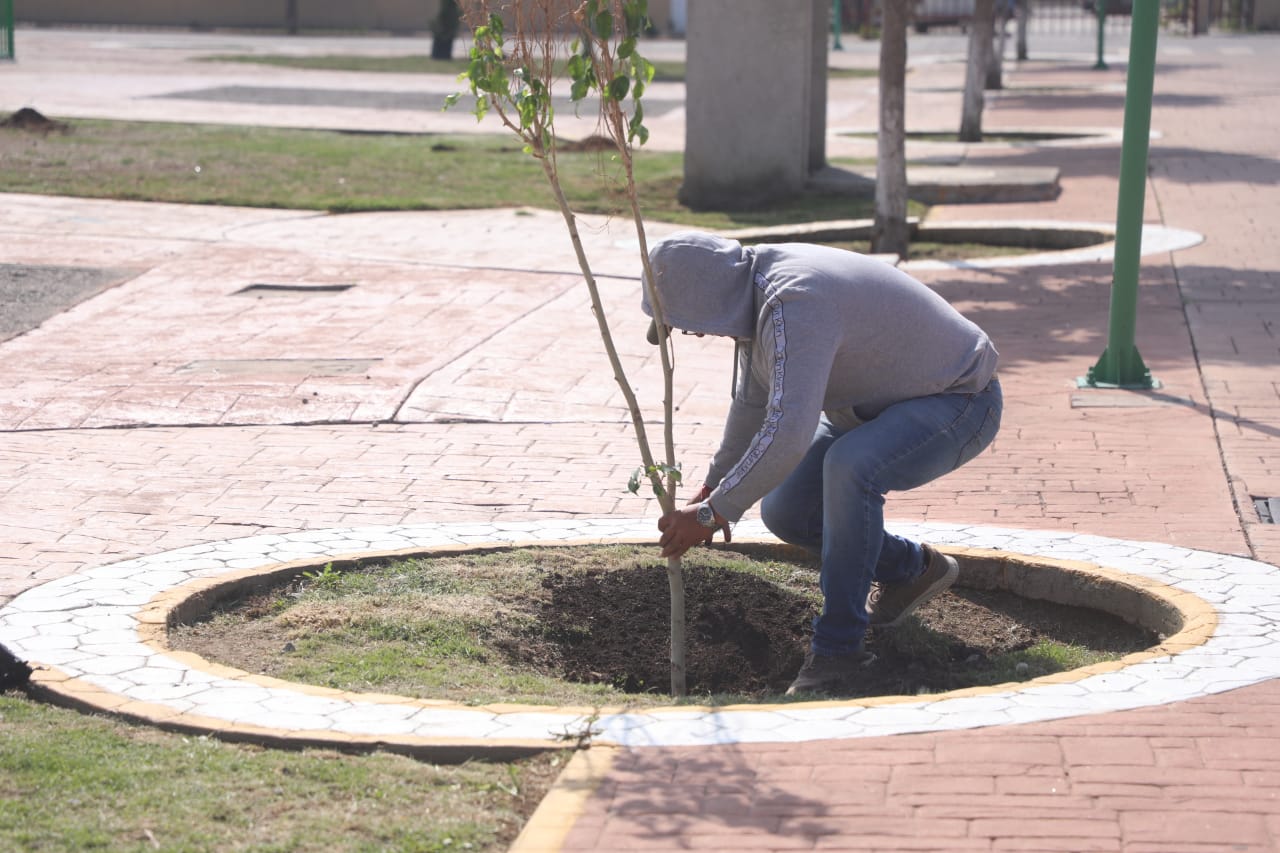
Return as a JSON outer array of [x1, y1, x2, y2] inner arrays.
[[2, 520, 1276, 758]]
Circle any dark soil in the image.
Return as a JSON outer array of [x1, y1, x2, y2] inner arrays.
[[0, 108, 70, 134], [558, 134, 618, 153], [173, 543, 1157, 702], [492, 546, 1154, 699]]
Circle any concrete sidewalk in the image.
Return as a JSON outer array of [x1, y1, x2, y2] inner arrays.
[[2, 25, 1280, 852]]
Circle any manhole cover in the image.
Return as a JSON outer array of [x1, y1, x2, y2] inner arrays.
[[179, 358, 379, 377]]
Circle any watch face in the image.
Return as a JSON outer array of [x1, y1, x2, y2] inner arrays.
[[697, 503, 716, 527]]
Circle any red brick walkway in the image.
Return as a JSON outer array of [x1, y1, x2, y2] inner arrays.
[[1, 27, 1279, 853]]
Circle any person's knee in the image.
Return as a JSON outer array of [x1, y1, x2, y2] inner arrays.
[[822, 440, 879, 493], [760, 492, 811, 546]]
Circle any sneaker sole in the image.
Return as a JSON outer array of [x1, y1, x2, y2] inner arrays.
[[873, 553, 959, 629]]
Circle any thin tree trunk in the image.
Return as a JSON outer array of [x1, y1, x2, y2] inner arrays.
[[960, 0, 996, 141], [872, 0, 909, 256], [599, 92, 687, 699], [987, 2, 1009, 89], [1016, 0, 1030, 61], [456, 0, 687, 697]]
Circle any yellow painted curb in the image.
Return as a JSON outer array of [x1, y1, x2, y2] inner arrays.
[[508, 746, 618, 853]]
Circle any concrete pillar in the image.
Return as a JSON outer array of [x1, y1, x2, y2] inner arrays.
[[680, 0, 827, 210]]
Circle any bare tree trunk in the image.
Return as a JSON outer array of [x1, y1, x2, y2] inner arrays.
[[960, 0, 995, 141], [872, 0, 909, 256], [1016, 0, 1030, 61], [986, 1, 1009, 89], [431, 0, 461, 60]]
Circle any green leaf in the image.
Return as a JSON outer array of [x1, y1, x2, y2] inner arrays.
[[618, 37, 636, 59], [607, 74, 630, 101], [638, 57, 656, 85], [627, 468, 642, 495], [594, 10, 614, 37], [628, 103, 648, 144], [625, 6, 647, 36]]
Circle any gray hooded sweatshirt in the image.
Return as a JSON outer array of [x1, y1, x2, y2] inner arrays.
[[641, 231, 998, 523]]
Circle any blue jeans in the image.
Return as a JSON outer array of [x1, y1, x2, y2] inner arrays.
[[760, 378, 1002, 656]]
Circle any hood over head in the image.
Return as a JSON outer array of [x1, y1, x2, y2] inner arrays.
[[642, 231, 757, 344]]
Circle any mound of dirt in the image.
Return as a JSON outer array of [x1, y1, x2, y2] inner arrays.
[[558, 134, 616, 153], [0, 108, 70, 134], [491, 560, 1155, 699]]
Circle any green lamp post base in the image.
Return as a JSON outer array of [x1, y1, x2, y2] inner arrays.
[[1076, 346, 1161, 390]]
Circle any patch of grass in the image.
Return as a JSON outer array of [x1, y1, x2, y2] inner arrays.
[[986, 639, 1119, 683], [0, 118, 890, 228], [199, 53, 877, 81], [0, 690, 565, 852]]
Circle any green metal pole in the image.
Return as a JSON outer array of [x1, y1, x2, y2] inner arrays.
[[832, 0, 844, 50], [1093, 0, 1109, 69], [1080, 0, 1160, 390]]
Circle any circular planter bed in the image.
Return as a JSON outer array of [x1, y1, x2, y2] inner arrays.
[[169, 542, 1164, 707]]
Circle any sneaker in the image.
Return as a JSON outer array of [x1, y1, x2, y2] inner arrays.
[[784, 646, 875, 696], [866, 544, 959, 628]]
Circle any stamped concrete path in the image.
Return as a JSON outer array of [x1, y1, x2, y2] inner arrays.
[[2, 26, 1280, 852]]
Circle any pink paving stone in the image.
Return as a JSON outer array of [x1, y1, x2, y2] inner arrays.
[[970, 818, 1120, 841], [1058, 736, 1157, 767], [913, 800, 1108, 820], [933, 737, 1065, 767], [1119, 810, 1272, 847], [989, 842, 1120, 853], [812, 838, 992, 852], [1196, 737, 1280, 770], [1125, 847, 1274, 853]]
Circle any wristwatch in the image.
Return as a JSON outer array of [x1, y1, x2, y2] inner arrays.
[[696, 502, 719, 530]]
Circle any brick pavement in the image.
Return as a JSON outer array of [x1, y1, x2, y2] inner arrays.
[[2, 25, 1280, 853]]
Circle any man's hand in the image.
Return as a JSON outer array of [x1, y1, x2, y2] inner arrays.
[[657, 502, 731, 559], [687, 484, 713, 505]]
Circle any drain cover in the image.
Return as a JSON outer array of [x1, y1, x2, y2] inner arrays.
[[234, 283, 355, 297], [1256, 497, 1279, 524], [179, 358, 379, 377]]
